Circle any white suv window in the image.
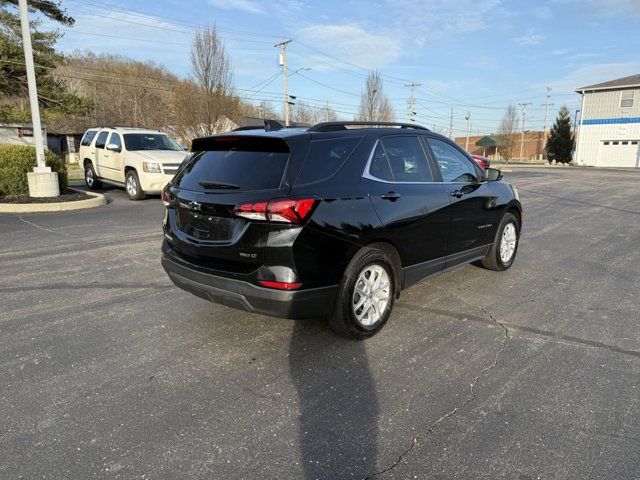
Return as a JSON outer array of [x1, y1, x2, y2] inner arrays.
[[95, 131, 109, 149], [80, 130, 98, 146], [109, 133, 122, 151]]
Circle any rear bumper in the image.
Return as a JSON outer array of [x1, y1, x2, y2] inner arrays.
[[161, 253, 338, 319]]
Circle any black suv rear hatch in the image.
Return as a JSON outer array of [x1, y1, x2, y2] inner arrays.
[[167, 135, 303, 272]]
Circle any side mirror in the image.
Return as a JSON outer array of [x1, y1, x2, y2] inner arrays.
[[181, 144, 189, 151], [106, 143, 121, 152], [486, 167, 503, 181]]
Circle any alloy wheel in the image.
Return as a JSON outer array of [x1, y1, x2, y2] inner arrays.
[[126, 175, 137, 197], [352, 264, 391, 326], [85, 167, 94, 187], [500, 222, 517, 263]]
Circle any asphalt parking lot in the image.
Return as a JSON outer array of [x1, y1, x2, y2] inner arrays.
[[2, 167, 640, 479]]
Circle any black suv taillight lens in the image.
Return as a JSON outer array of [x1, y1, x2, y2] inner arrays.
[[162, 189, 173, 207], [234, 198, 317, 224]]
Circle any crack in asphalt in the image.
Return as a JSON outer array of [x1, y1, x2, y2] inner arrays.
[[18, 216, 72, 237], [365, 288, 510, 479]]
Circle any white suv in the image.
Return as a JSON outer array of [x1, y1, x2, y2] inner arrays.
[[79, 127, 189, 200]]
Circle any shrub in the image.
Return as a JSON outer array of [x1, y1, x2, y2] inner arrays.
[[0, 144, 67, 196]]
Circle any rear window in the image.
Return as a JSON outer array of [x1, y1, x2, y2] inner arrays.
[[81, 130, 97, 146], [173, 137, 290, 192], [295, 137, 361, 185]]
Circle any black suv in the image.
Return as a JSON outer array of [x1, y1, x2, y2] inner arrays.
[[161, 121, 522, 339]]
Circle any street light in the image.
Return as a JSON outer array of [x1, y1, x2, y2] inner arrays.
[[18, 0, 59, 197]]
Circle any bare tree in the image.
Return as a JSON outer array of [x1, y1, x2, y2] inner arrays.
[[53, 52, 177, 131], [289, 102, 317, 125], [356, 70, 394, 122], [289, 101, 338, 125], [177, 25, 239, 137], [496, 104, 519, 162], [317, 102, 338, 123]]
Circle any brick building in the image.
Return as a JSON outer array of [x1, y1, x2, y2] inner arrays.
[[454, 131, 547, 161]]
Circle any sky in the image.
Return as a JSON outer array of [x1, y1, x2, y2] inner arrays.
[[40, 0, 640, 136]]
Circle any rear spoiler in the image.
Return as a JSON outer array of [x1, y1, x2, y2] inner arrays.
[[191, 134, 290, 153]]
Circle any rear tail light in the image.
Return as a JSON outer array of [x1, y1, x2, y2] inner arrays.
[[162, 189, 173, 207], [258, 280, 302, 290], [235, 198, 317, 224]]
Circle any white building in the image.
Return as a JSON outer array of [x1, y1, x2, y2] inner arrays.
[[575, 74, 640, 168], [0, 122, 48, 147]]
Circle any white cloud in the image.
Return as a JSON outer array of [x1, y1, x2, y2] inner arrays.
[[208, 0, 265, 15], [551, 0, 640, 16], [382, 0, 510, 42], [297, 23, 402, 69], [534, 5, 553, 19], [514, 29, 544, 45], [551, 61, 640, 93]]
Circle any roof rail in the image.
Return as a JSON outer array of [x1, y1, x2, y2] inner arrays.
[[232, 125, 264, 132], [308, 121, 430, 132]]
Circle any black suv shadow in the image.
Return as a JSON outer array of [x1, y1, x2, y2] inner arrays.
[[288, 320, 379, 479]]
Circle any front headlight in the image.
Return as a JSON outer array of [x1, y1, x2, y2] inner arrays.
[[143, 162, 161, 173]]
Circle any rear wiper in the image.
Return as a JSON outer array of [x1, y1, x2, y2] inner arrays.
[[198, 181, 240, 190]]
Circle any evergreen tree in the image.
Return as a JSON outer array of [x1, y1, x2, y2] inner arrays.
[[0, 0, 86, 122], [546, 105, 575, 164]]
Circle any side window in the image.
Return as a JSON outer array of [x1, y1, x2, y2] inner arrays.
[[95, 131, 109, 149], [368, 142, 393, 181], [109, 133, 122, 151], [427, 138, 479, 183], [81, 130, 97, 147], [367, 136, 432, 182], [296, 137, 361, 185], [620, 91, 634, 108]]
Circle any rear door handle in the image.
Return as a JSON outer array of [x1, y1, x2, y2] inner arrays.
[[381, 192, 401, 201], [450, 190, 464, 198]]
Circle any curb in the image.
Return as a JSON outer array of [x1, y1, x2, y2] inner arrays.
[[0, 188, 107, 214]]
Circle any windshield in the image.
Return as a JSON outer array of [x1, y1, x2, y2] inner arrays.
[[123, 133, 182, 151]]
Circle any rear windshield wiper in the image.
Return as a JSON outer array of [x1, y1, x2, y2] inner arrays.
[[198, 181, 240, 190]]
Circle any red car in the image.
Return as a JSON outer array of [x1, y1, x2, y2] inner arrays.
[[471, 154, 491, 169]]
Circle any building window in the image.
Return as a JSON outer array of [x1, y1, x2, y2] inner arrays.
[[622, 141, 629, 145], [620, 91, 634, 108], [632, 141, 639, 145], [604, 141, 610, 145], [612, 141, 619, 145]]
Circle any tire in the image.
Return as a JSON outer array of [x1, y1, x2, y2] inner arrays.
[[482, 212, 520, 271], [125, 170, 146, 201], [328, 247, 396, 340], [84, 161, 102, 190]]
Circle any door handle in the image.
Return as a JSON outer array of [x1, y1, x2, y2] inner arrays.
[[381, 192, 401, 201], [450, 190, 464, 198]]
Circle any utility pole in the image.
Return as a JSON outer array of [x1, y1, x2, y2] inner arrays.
[[18, 0, 59, 197], [541, 84, 553, 159], [465, 111, 471, 151], [449, 107, 454, 139], [404, 83, 421, 122], [274, 39, 292, 126], [518, 102, 531, 161]]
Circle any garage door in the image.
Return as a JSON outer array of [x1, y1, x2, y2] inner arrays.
[[597, 140, 640, 168]]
